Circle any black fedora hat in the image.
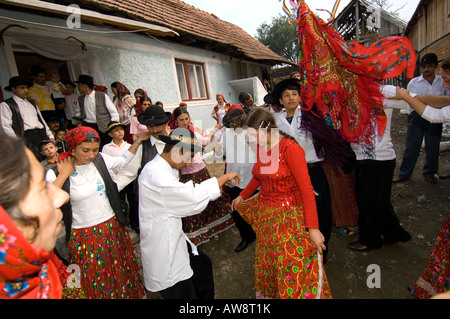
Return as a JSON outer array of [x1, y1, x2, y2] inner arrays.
[[271, 78, 301, 107], [74, 74, 96, 86], [223, 107, 247, 129], [105, 121, 128, 133], [159, 127, 203, 153], [138, 104, 171, 126], [420, 53, 442, 66], [5, 76, 33, 91]]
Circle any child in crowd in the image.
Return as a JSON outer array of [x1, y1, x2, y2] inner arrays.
[[46, 116, 60, 137], [39, 140, 59, 171], [54, 128, 68, 153], [47, 71, 67, 128], [63, 80, 80, 128], [102, 121, 140, 233]]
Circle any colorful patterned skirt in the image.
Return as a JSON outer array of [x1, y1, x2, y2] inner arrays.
[[322, 162, 359, 227], [180, 167, 234, 246], [67, 217, 145, 299], [238, 197, 332, 299], [410, 216, 449, 299]]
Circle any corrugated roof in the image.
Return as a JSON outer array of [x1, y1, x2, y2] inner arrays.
[[51, 0, 292, 65]]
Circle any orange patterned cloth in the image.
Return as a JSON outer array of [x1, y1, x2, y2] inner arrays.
[[288, 0, 416, 144]]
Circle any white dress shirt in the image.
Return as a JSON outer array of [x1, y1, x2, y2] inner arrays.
[[422, 105, 450, 123], [138, 154, 221, 292], [101, 140, 132, 178], [221, 128, 256, 188], [64, 93, 80, 120], [275, 106, 322, 163], [351, 85, 410, 161], [0, 95, 54, 138], [46, 151, 135, 228], [83, 90, 119, 123]]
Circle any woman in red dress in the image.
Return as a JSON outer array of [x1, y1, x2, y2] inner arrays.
[[232, 107, 332, 299]]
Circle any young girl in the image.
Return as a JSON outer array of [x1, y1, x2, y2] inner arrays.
[[172, 106, 234, 245], [232, 107, 332, 299], [130, 96, 152, 142]]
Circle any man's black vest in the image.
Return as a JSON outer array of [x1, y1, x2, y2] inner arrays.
[[3, 97, 45, 137]]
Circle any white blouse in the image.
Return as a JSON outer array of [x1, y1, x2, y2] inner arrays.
[[221, 128, 256, 189], [46, 151, 135, 229]]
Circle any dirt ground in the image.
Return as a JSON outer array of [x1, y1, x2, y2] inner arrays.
[[140, 109, 449, 300]]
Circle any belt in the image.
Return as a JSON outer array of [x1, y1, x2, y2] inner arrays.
[[307, 161, 322, 169]]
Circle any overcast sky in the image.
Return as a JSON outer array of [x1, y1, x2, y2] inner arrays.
[[181, 0, 421, 37]]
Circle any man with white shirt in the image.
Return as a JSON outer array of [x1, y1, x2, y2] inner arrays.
[[0, 76, 54, 159], [138, 128, 240, 298], [393, 53, 450, 184], [112, 104, 171, 194], [347, 85, 412, 251], [74, 74, 119, 149]]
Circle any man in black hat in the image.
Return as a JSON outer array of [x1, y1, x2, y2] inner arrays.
[[73, 74, 119, 149], [113, 104, 172, 193], [138, 127, 240, 299], [27, 65, 56, 123], [0, 76, 55, 159], [393, 53, 450, 184]]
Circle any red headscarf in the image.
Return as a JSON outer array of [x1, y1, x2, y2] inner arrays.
[[0, 205, 62, 299], [59, 126, 100, 162]]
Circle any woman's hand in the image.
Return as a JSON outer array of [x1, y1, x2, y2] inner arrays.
[[308, 228, 326, 254], [231, 195, 244, 211]]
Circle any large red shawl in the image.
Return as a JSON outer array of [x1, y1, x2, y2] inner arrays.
[[285, 0, 416, 144]]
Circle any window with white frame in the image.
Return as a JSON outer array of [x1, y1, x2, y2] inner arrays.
[[175, 59, 208, 101]]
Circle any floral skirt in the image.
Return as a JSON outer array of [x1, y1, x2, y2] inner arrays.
[[180, 167, 234, 246], [68, 217, 145, 299], [410, 215, 449, 299], [238, 197, 332, 299]]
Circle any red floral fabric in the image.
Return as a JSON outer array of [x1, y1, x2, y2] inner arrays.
[[0, 206, 62, 299]]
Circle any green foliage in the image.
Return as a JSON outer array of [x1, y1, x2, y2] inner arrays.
[[255, 14, 299, 63]]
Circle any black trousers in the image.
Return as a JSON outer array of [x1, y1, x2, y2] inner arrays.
[[355, 159, 409, 249], [229, 186, 256, 242], [119, 181, 139, 231], [159, 242, 214, 299], [23, 128, 49, 161], [307, 163, 333, 258]]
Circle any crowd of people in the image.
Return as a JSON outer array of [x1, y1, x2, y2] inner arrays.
[[0, 50, 449, 300]]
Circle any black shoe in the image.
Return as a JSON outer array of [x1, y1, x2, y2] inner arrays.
[[234, 240, 250, 252], [234, 236, 256, 253]]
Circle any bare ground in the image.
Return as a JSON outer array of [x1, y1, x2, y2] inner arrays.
[[138, 109, 449, 299]]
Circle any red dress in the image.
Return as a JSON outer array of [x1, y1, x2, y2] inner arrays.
[[238, 137, 332, 299]]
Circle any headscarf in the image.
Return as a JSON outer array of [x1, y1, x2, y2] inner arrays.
[[112, 82, 131, 105], [133, 89, 148, 115], [0, 205, 62, 299], [58, 126, 100, 162]]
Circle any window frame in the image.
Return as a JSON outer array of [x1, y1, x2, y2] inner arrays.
[[175, 59, 209, 101]]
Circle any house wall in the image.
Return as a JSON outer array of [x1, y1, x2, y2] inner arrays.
[[405, 0, 450, 74], [0, 7, 268, 131]]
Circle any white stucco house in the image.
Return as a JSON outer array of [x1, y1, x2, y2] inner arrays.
[[0, 0, 290, 130]]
